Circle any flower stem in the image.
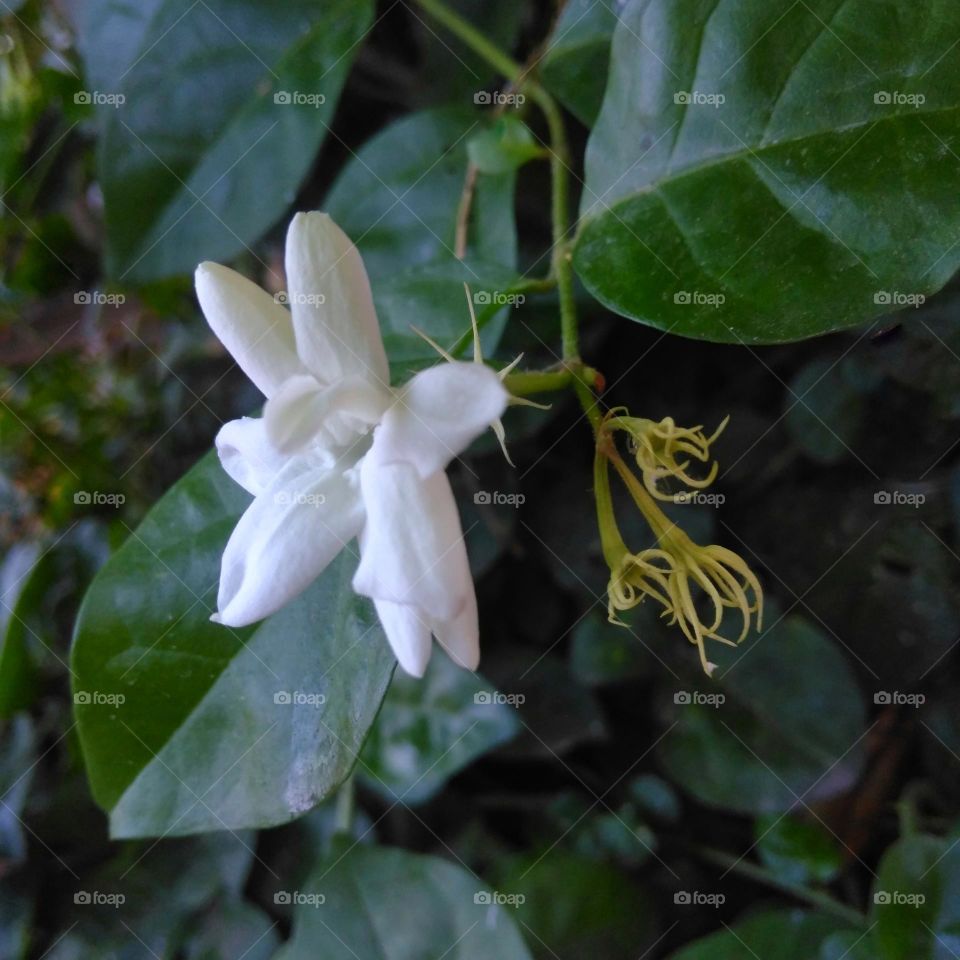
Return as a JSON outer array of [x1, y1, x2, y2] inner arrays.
[[694, 845, 869, 929], [411, 0, 598, 430], [334, 774, 355, 835]]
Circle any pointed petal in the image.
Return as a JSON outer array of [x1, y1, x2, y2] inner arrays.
[[372, 598, 432, 677], [216, 455, 363, 626], [285, 212, 389, 388], [263, 373, 390, 456], [215, 416, 290, 496], [352, 460, 471, 622], [431, 585, 479, 672], [195, 262, 303, 398], [371, 362, 507, 477]]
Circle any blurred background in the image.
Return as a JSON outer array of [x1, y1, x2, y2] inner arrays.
[[2, 1, 960, 957]]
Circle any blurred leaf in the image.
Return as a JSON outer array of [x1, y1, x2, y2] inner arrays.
[[575, 0, 960, 342], [276, 844, 533, 959], [540, 0, 618, 126], [78, 0, 372, 281], [628, 774, 681, 823], [569, 609, 650, 684], [0, 881, 31, 960], [497, 848, 656, 960], [72, 452, 395, 837], [325, 106, 520, 369], [666, 908, 851, 959], [359, 653, 520, 805], [467, 117, 541, 173], [871, 832, 960, 960], [659, 614, 867, 814], [755, 814, 844, 886], [183, 901, 279, 960], [0, 544, 41, 716]]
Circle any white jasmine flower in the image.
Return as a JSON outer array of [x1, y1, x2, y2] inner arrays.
[[195, 212, 507, 676]]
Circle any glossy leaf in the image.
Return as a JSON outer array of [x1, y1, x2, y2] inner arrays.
[[71, 452, 395, 838], [575, 0, 960, 343], [77, 0, 372, 281], [755, 814, 843, 886], [360, 653, 519, 805], [277, 844, 533, 959], [659, 613, 867, 814]]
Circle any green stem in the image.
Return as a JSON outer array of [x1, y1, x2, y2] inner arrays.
[[695, 846, 868, 929], [503, 364, 601, 397], [334, 775, 355, 835], [412, 0, 598, 430]]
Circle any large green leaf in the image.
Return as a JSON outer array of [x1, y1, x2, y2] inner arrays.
[[870, 833, 960, 959], [77, 0, 371, 281], [666, 909, 850, 959], [71, 452, 395, 837], [359, 652, 519, 805], [277, 844, 533, 959], [574, 0, 960, 342], [659, 613, 867, 814], [325, 107, 521, 369]]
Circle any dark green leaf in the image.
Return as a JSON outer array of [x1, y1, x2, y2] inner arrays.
[[71, 452, 395, 837], [360, 653, 519, 805], [755, 813, 844, 886], [667, 908, 851, 959], [78, 0, 372, 281], [659, 613, 867, 814], [277, 844, 533, 959], [569, 609, 651, 684], [540, 0, 618, 127], [575, 0, 960, 343], [871, 833, 960, 960]]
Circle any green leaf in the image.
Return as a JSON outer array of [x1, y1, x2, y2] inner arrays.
[[755, 813, 844, 886], [659, 613, 867, 814], [497, 849, 656, 960], [71, 452, 395, 837], [467, 117, 542, 173], [871, 833, 960, 959], [77, 0, 372, 281], [540, 0, 618, 127], [359, 653, 519, 805], [667, 909, 851, 960], [276, 845, 533, 959], [325, 106, 520, 369], [574, 0, 960, 343], [569, 609, 651, 685]]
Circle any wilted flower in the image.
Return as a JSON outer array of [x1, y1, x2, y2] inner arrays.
[[195, 212, 507, 677], [595, 413, 762, 675]]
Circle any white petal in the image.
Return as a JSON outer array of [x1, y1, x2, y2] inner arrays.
[[195, 262, 304, 398], [263, 373, 390, 456], [216, 454, 363, 627], [370, 362, 507, 478], [352, 460, 471, 622], [215, 416, 289, 497], [373, 598, 432, 678], [431, 585, 480, 672], [285, 212, 389, 388]]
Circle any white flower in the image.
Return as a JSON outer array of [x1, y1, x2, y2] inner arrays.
[[195, 212, 507, 676]]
